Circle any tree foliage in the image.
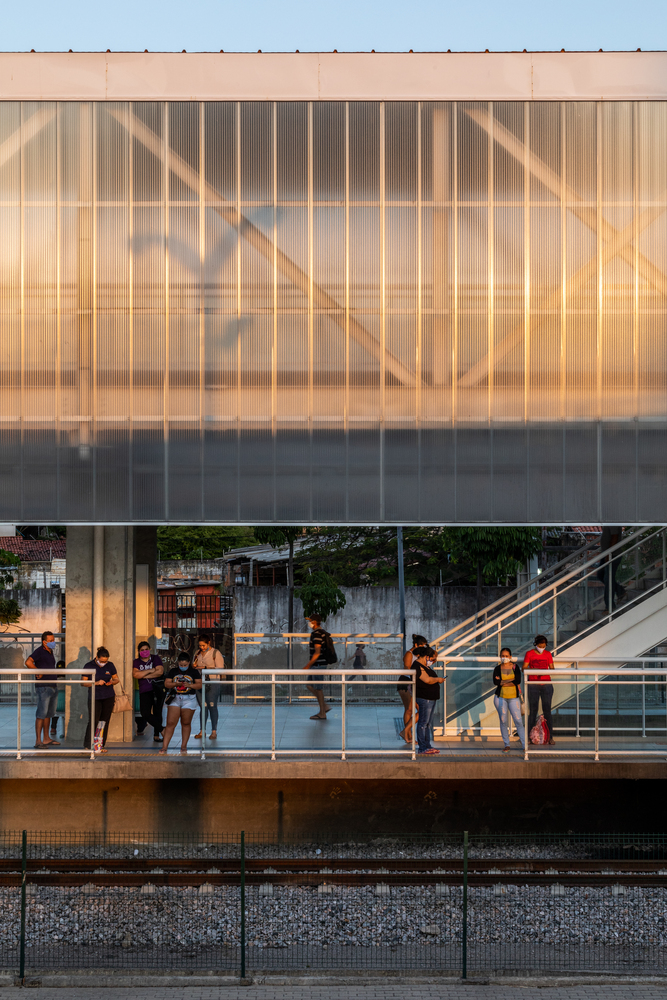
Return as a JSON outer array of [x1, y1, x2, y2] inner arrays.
[[156, 526, 255, 561], [0, 549, 20, 590], [295, 571, 347, 621], [253, 527, 304, 548], [452, 528, 543, 584], [294, 526, 543, 588], [0, 598, 22, 628]]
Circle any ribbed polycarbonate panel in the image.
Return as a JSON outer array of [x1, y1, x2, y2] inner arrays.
[[0, 100, 665, 523]]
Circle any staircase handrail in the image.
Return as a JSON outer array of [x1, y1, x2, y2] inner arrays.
[[434, 526, 663, 657]]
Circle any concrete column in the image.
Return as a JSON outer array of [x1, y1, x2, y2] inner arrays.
[[65, 526, 157, 744]]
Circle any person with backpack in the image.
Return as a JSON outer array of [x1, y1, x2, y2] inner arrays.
[[492, 647, 526, 753], [303, 614, 335, 720], [397, 634, 428, 743], [523, 634, 556, 745]]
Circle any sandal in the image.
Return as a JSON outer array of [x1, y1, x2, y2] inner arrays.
[[33, 743, 44, 749], [210, 731, 217, 739], [43, 740, 60, 746], [98, 748, 108, 754], [194, 732, 202, 739], [310, 714, 327, 720], [158, 749, 168, 755]]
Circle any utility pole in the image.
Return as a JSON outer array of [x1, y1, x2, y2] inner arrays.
[[397, 527, 406, 656]]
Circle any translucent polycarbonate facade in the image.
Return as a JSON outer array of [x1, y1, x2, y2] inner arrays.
[[0, 100, 666, 523]]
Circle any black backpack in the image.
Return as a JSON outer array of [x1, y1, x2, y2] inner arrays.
[[321, 631, 338, 664]]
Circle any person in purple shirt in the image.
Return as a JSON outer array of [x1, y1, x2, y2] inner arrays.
[[25, 630, 60, 749], [132, 641, 165, 742]]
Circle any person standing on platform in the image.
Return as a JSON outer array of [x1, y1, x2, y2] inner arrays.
[[397, 634, 429, 743], [82, 647, 120, 753], [25, 631, 60, 749], [523, 635, 555, 745], [303, 615, 332, 721], [193, 634, 225, 741], [132, 641, 165, 742], [413, 645, 443, 755], [492, 647, 526, 753], [160, 654, 202, 755]]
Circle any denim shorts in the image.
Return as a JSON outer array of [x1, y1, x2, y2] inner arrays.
[[35, 686, 58, 719], [307, 674, 324, 690]]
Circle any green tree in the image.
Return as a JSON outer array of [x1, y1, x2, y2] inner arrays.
[[452, 528, 543, 610], [253, 527, 305, 633], [0, 598, 21, 629], [296, 571, 346, 621], [0, 549, 20, 589], [156, 526, 255, 561]]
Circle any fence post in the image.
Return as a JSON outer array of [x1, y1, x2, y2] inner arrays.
[[462, 829, 468, 980], [240, 830, 246, 980], [19, 829, 27, 982]]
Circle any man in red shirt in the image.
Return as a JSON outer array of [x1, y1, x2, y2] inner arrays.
[[522, 634, 555, 745]]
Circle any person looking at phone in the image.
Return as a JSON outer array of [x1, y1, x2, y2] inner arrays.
[[159, 654, 202, 755], [82, 647, 120, 753], [492, 647, 526, 753]]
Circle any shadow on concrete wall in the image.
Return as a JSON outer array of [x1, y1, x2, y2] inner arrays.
[[66, 646, 92, 745]]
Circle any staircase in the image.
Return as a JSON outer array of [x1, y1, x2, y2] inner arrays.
[[431, 526, 667, 735]]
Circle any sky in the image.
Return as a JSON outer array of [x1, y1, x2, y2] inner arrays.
[[1, 0, 665, 54]]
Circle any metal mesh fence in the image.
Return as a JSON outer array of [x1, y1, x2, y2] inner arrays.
[[1, 831, 666, 977]]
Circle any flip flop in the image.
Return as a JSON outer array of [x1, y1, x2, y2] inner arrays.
[[158, 749, 168, 755], [310, 714, 328, 720], [33, 743, 44, 749], [43, 740, 61, 746]]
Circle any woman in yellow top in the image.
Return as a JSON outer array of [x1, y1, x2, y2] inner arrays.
[[492, 647, 526, 753]]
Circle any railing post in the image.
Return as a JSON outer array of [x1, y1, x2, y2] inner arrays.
[[461, 830, 468, 980], [575, 664, 580, 738], [594, 673, 599, 762], [19, 829, 26, 982], [240, 830, 246, 980], [89, 671, 95, 760], [523, 677, 529, 761], [16, 669, 21, 761], [201, 671, 206, 760], [642, 665, 646, 739], [341, 671, 346, 761], [271, 672, 276, 761], [411, 676, 416, 760]]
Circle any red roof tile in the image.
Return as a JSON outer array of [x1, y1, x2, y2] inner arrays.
[[0, 537, 66, 561]]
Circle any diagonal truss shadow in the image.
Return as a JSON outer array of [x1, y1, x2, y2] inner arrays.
[[459, 108, 667, 389], [109, 108, 418, 389]]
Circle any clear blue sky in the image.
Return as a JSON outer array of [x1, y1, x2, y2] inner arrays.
[[2, 0, 665, 53]]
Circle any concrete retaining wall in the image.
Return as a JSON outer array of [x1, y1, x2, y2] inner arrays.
[[0, 588, 61, 635], [231, 585, 513, 641]]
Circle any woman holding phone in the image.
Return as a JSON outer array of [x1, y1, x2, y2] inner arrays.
[[159, 654, 202, 755]]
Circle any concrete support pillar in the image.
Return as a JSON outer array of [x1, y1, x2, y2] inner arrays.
[[65, 526, 158, 744]]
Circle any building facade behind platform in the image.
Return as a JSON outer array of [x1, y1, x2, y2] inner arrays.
[[0, 52, 666, 524]]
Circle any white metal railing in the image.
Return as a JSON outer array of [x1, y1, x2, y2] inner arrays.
[[200, 669, 416, 760], [232, 633, 404, 703], [432, 526, 667, 659], [434, 655, 667, 756], [0, 668, 95, 759]]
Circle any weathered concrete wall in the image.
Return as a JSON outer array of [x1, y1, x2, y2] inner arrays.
[[0, 588, 61, 635], [158, 559, 222, 581], [231, 585, 513, 641]]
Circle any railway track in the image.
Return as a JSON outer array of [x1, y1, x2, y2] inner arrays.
[[0, 857, 664, 873], [0, 857, 665, 887]]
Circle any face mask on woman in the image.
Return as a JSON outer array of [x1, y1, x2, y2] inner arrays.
[[96, 659, 107, 667], [139, 649, 151, 660], [535, 645, 546, 654], [501, 655, 511, 663]]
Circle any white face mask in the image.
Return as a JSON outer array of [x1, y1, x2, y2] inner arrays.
[[535, 646, 546, 654], [501, 656, 510, 663]]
